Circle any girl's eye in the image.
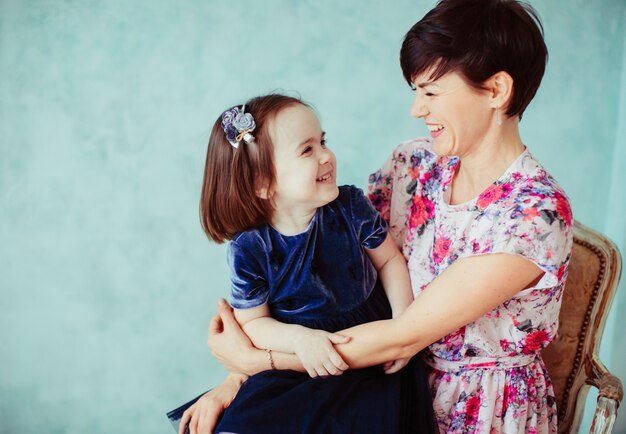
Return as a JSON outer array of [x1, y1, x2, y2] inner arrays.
[[425, 92, 435, 97], [302, 146, 313, 155], [321, 139, 327, 148]]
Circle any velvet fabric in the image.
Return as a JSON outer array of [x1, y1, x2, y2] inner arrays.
[[168, 186, 437, 433], [228, 185, 387, 320]]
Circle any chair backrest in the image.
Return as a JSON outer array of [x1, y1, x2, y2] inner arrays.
[[542, 220, 622, 433]]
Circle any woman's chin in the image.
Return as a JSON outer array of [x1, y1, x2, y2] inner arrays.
[[432, 140, 453, 157]]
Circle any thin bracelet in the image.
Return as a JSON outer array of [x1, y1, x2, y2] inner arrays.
[[265, 349, 276, 370]]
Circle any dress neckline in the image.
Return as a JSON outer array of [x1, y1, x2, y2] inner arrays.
[[269, 209, 319, 238], [441, 147, 529, 211]]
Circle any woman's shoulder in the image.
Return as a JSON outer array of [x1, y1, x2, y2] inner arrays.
[[485, 150, 572, 229], [371, 137, 455, 186], [389, 137, 438, 165], [511, 152, 570, 202]]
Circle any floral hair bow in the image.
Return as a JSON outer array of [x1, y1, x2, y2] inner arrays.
[[221, 105, 256, 148]]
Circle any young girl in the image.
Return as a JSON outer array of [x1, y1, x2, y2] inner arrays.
[[169, 94, 436, 433]]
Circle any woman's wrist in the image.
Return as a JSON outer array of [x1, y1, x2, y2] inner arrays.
[[226, 371, 249, 386], [242, 346, 271, 375]]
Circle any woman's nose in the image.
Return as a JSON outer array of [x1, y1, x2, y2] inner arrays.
[[410, 93, 427, 118]]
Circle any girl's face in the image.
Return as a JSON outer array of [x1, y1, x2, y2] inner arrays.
[[268, 104, 339, 214], [410, 70, 493, 157]]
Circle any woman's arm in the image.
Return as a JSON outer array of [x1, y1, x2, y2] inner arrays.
[[334, 252, 543, 367], [209, 253, 543, 373]]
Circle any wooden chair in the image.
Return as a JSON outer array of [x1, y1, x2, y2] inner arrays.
[[543, 220, 623, 433]]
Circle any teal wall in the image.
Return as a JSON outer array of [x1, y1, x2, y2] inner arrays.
[[1, 1, 624, 433]]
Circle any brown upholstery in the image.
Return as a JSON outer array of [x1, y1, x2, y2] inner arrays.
[[543, 220, 623, 433]]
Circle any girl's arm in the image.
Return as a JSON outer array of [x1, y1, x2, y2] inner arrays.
[[209, 252, 543, 373], [366, 234, 413, 318], [233, 304, 350, 377], [364, 233, 414, 373]]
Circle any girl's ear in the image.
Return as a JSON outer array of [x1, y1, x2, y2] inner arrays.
[[256, 183, 273, 200], [487, 71, 514, 110], [257, 187, 270, 199]]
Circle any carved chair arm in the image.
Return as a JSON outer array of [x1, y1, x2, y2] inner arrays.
[[589, 368, 623, 433]]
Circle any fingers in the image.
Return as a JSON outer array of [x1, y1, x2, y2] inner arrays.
[[189, 411, 198, 434], [314, 365, 329, 377], [217, 299, 237, 326], [198, 397, 223, 434], [327, 333, 351, 345], [179, 406, 193, 434], [322, 360, 342, 376], [208, 314, 223, 337], [328, 350, 349, 372], [383, 359, 407, 375]]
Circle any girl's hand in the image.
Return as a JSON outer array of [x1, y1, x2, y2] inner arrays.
[[178, 372, 247, 434], [293, 328, 350, 378], [382, 357, 411, 375], [208, 299, 260, 375]]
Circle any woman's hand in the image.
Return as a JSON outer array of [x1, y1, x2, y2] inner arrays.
[[382, 357, 411, 374], [178, 372, 247, 434], [292, 327, 350, 377], [208, 299, 262, 375]]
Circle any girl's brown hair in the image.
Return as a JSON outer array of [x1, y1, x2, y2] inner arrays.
[[200, 94, 308, 243]]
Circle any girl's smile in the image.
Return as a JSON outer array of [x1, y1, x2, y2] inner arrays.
[[267, 104, 339, 234]]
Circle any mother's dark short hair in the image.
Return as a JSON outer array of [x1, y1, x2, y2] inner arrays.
[[400, 0, 547, 119]]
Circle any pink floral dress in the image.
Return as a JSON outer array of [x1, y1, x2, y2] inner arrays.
[[368, 138, 573, 434]]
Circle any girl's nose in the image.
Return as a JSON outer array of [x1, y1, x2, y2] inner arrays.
[[319, 147, 332, 164]]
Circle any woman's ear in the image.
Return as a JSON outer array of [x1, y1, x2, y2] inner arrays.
[[487, 71, 514, 110]]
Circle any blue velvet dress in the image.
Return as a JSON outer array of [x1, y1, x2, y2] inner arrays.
[[168, 186, 436, 434]]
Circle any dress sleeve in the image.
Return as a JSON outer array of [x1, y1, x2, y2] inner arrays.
[[226, 236, 269, 309], [367, 147, 397, 224], [348, 186, 388, 250], [488, 189, 574, 289], [367, 138, 434, 251]]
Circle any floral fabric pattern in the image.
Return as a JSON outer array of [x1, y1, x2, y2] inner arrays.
[[368, 138, 573, 434]]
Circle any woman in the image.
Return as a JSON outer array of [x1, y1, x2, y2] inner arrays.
[[183, 0, 573, 432]]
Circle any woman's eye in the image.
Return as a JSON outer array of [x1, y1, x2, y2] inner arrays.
[[321, 139, 327, 148], [302, 146, 312, 155], [425, 92, 435, 97]]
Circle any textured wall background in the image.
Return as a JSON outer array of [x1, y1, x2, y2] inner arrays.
[[1, 0, 624, 433]]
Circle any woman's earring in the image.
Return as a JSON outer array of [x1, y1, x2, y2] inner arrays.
[[496, 107, 502, 126]]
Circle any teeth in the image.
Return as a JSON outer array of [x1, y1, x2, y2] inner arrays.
[[317, 173, 332, 182], [426, 124, 443, 132]]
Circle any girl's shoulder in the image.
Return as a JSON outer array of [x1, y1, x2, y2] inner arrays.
[[229, 226, 269, 254], [328, 185, 373, 217]]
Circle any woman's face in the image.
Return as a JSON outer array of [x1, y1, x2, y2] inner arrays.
[[410, 70, 493, 157]]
